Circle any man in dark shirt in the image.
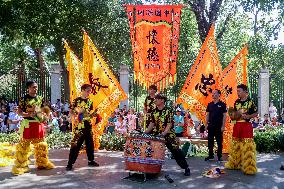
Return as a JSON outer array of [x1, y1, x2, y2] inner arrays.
[[205, 89, 227, 161]]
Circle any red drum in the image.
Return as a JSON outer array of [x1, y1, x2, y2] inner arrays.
[[23, 121, 45, 139], [124, 133, 165, 173]]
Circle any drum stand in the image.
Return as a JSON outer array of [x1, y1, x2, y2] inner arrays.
[[124, 171, 147, 182]]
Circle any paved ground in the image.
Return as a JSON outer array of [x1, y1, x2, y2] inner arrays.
[[0, 149, 284, 189]]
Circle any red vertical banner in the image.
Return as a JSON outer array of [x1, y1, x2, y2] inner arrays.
[[125, 5, 183, 91]]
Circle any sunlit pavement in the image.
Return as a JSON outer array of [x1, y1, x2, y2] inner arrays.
[[0, 149, 283, 189]]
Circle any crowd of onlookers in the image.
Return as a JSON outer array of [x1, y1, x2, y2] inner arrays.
[[0, 97, 283, 137], [251, 103, 284, 131], [0, 98, 72, 134]]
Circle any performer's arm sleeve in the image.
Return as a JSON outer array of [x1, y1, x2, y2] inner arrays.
[[234, 101, 237, 111], [70, 99, 77, 115], [18, 97, 25, 116], [248, 100, 257, 115], [90, 101, 94, 111], [144, 114, 155, 134], [223, 103, 227, 113], [206, 104, 210, 112], [163, 110, 173, 134], [205, 104, 210, 126]]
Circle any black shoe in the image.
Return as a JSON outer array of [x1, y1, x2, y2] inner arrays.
[[184, 167, 191, 176], [218, 157, 223, 162], [66, 164, 73, 171], [280, 165, 284, 170], [205, 156, 214, 161], [88, 161, 99, 167]]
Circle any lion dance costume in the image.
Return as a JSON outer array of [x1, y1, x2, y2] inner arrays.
[[225, 98, 257, 175], [12, 95, 54, 175]]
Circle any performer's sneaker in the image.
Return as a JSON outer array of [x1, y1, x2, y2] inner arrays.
[[205, 156, 214, 161], [184, 167, 191, 176], [88, 161, 99, 167], [66, 164, 73, 171]]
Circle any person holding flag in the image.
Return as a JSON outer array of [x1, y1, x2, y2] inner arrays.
[[66, 84, 100, 171]]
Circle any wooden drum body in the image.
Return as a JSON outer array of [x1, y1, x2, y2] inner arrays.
[[124, 133, 165, 173]]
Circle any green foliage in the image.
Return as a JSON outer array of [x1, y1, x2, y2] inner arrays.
[[0, 132, 20, 144], [0, 0, 283, 103], [0, 131, 72, 149], [181, 141, 208, 158], [254, 125, 284, 153], [99, 133, 126, 151], [45, 130, 72, 149]]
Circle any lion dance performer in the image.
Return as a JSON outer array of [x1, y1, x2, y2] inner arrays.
[[12, 81, 54, 175], [66, 84, 100, 171], [225, 84, 258, 175]]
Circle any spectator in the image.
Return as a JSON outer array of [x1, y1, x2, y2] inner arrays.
[[63, 101, 70, 115], [198, 122, 207, 139], [8, 101, 16, 112], [252, 114, 260, 128], [107, 112, 117, 134], [51, 111, 60, 132], [60, 114, 69, 132], [269, 102, 278, 119], [55, 99, 63, 113], [261, 114, 271, 126], [122, 104, 128, 113], [184, 113, 195, 138], [271, 117, 279, 127], [8, 106, 22, 132], [127, 108, 136, 133], [280, 114, 284, 124], [173, 107, 184, 137], [115, 114, 127, 135], [0, 110, 7, 133]]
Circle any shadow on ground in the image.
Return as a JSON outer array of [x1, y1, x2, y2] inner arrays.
[[0, 149, 283, 189]]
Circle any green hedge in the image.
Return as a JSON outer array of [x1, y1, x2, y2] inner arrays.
[[254, 125, 284, 153], [0, 131, 72, 149], [45, 130, 72, 149], [99, 133, 126, 151], [1, 125, 283, 154], [0, 132, 19, 144]]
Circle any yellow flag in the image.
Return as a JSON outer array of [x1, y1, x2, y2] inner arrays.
[[177, 25, 222, 123], [222, 45, 248, 107], [221, 45, 248, 153], [64, 41, 84, 103], [83, 31, 127, 139]]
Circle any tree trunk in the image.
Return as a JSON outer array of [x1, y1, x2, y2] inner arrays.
[[57, 45, 70, 102], [188, 0, 223, 43], [34, 48, 46, 101]]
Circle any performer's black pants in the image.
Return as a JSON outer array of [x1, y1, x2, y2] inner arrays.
[[207, 126, 223, 158], [165, 141, 189, 169], [68, 129, 94, 165]]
